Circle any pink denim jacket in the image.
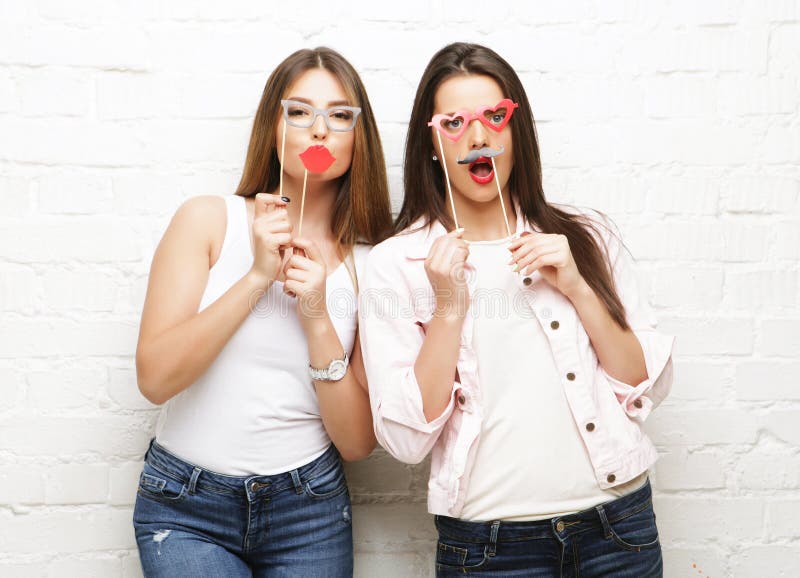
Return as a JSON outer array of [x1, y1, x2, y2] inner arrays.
[[358, 208, 674, 517]]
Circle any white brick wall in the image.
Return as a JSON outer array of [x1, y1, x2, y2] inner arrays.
[[1, 1, 798, 576]]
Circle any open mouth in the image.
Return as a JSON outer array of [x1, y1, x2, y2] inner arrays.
[[468, 157, 494, 184]]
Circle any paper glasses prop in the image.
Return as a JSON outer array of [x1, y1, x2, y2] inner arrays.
[[428, 99, 519, 237], [278, 99, 361, 237]]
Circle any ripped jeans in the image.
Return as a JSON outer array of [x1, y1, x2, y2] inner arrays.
[[133, 439, 352, 578]]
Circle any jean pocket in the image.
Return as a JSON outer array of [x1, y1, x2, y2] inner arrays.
[[137, 464, 187, 503], [435, 539, 488, 570], [607, 501, 660, 552], [305, 459, 348, 500]]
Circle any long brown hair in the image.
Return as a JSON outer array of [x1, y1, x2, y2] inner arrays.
[[235, 47, 392, 252], [397, 42, 629, 329]]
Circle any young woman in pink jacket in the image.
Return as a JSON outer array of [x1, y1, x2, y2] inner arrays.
[[359, 42, 674, 577]]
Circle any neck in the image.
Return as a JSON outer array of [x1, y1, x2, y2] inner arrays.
[[277, 173, 340, 239], [448, 189, 516, 242]]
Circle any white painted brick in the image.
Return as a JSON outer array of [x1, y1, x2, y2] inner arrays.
[[111, 172, 188, 216], [658, 317, 754, 356], [0, 266, 37, 313], [650, 267, 723, 309], [0, 508, 136, 553], [735, 362, 800, 401], [48, 557, 122, 578], [646, 175, 719, 215], [0, 120, 149, 166], [0, 73, 20, 113], [26, 367, 106, 410], [769, 24, 800, 74], [17, 70, 90, 117], [730, 545, 800, 577], [0, 367, 26, 411], [0, 175, 32, 215], [724, 269, 798, 310], [0, 319, 137, 358], [41, 269, 118, 312], [654, 496, 763, 543], [738, 453, 800, 490], [0, 563, 47, 578], [653, 451, 726, 490], [352, 503, 436, 552], [643, 76, 718, 119], [766, 499, 800, 540], [761, 125, 800, 164], [661, 548, 726, 578], [345, 448, 414, 497], [0, 220, 141, 263], [44, 463, 109, 505], [718, 75, 799, 116], [646, 409, 759, 446], [0, 416, 152, 457], [121, 552, 144, 578], [666, 360, 729, 401], [720, 175, 799, 214], [759, 410, 800, 445], [0, 465, 45, 504], [95, 73, 178, 121], [107, 368, 157, 411], [109, 462, 143, 506], [759, 318, 800, 357], [37, 172, 113, 215], [355, 552, 433, 578], [771, 221, 800, 259]]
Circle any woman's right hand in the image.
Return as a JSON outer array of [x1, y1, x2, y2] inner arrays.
[[250, 193, 292, 287], [424, 228, 470, 319]]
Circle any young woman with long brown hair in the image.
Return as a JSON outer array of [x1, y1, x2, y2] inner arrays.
[[360, 42, 674, 577], [133, 47, 391, 577]]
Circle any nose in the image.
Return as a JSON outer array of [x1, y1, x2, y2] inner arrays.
[[466, 119, 488, 149], [311, 112, 328, 140]]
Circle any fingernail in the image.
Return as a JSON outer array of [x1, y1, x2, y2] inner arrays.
[[281, 196, 291, 203], [455, 227, 465, 234], [511, 263, 519, 272]]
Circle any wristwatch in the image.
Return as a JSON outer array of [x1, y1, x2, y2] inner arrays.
[[309, 352, 349, 382]]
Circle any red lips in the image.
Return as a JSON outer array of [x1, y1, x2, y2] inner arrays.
[[299, 145, 336, 173], [468, 156, 494, 185]]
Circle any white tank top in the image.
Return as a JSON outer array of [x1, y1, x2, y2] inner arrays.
[[155, 195, 367, 475]]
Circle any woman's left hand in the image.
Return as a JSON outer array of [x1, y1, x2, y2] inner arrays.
[[284, 238, 328, 328], [507, 232, 587, 298]]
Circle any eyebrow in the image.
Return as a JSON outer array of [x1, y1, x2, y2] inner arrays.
[[286, 97, 352, 107]]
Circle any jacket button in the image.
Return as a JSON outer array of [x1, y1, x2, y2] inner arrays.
[[523, 277, 532, 286], [555, 521, 565, 532], [550, 320, 560, 330], [585, 422, 595, 432], [633, 399, 643, 409], [566, 372, 576, 381], [458, 395, 466, 405], [607, 474, 616, 483]]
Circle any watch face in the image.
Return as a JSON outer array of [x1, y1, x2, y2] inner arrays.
[[329, 360, 347, 381]]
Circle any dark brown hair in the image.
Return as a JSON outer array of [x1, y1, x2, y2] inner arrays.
[[397, 42, 629, 329], [235, 47, 392, 252]]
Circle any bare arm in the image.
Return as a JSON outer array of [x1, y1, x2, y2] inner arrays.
[[136, 194, 291, 404]]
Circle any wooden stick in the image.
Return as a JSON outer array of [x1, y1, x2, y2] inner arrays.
[[298, 168, 308, 238], [436, 130, 460, 230], [491, 156, 512, 238], [279, 121, 287, 198]]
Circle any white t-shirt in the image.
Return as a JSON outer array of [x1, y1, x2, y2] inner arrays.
[[155, 195, 366, 475], [460, 235, 645, 522]]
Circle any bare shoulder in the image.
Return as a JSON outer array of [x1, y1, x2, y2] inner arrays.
[[167, 195, 228, 262]]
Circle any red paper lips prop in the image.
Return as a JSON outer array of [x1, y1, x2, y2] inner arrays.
[[299, 145, 336, 173]]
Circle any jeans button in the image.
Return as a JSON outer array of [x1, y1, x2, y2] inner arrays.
[[556, 521, 565, 532]]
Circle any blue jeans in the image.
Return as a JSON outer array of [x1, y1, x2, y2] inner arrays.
[[133, 439, 353, 578], [435, 479, 662, 577]]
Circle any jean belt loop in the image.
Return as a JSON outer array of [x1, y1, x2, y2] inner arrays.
[[290, 469, 303, 494], [487, 521, 501, 557], [188, 467, 202, 495], [595, 504, 613, 540]]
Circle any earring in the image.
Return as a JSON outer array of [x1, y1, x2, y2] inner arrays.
[[432, 155, 438, 161]]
